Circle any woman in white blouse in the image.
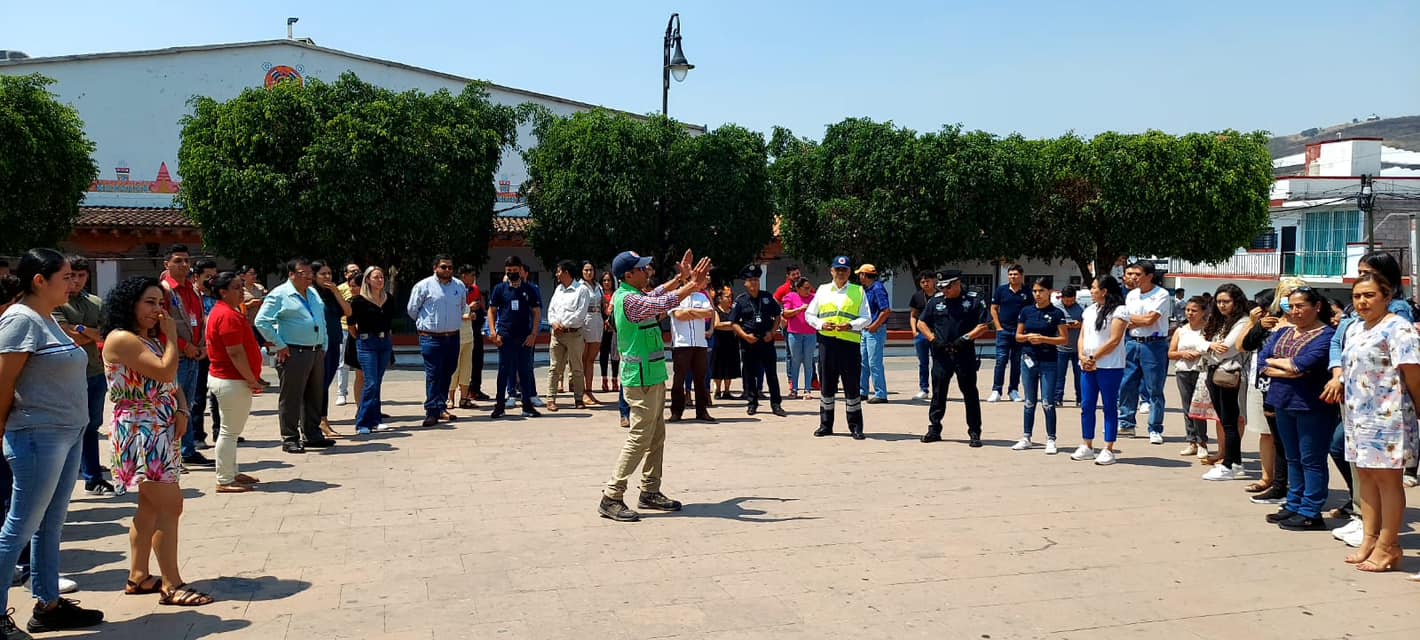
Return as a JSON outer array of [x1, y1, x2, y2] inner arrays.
[[1169, 296, 1212, 459]]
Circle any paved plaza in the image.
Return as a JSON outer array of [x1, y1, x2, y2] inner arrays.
[[33, 354, 1420, 639]]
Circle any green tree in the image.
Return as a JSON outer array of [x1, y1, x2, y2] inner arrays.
[[0, 74, 97, 254], [177, 72, 524, 274], [523, 111, 773, 272]]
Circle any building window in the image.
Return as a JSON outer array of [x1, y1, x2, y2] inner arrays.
[[1298, 209, 1362, 277], [1250, 230, 1278, 250], [964, 274, 992, 300]]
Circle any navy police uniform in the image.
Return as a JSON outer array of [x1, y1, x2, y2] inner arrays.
[[731, 266, 785, 415], [918, 271, 988, 445]]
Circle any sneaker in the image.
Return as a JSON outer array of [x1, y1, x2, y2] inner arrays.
[[25, 577, 77, 595], [1405, 475, 1418, 488], [1196, 446, 1210, 460], [1139, 402, 1151, 415], [1148, 432, 1164, 445], [355, 427, 372, 435], [1265, 508, 1297, 524], [912, 390, 928, 401], [1179, 443, 1198, 456], [1339, 522, 1365, 548], [637, 491, 683, 512], [530, 396, 547, 408], [1011, 438, 1033, 451], [335, 395, 348, 407], [83, 480, 116, 497], [1202, 464, 1239, 481], [1008, 390, 1022, 402], [505, 397, 517, 409], [374, 424, 394, 432], [0, 610, 30, 640], [1070, 445, 1095, 461], [521, 408, 542, 418], [26, 598, 103, 633], [1278, 514, 1327, 531], [1249, 490, 1286, 505], [1331, 517, 1362, 541], [987, 391, 1001, 403], [598, 496, 640, 522], [1229, 465, 1249, 479], [1044, 439, 1058, 455], [1094, 449, 1117, 465], [181, 452, 214, 466]]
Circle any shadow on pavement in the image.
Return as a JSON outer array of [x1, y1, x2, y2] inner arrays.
[[65, 611, 252, 639], [1114, 456, 1194, 468], [66, 506, 135, 524], [317, 442, 397, 455], [61, 521, 128, 543], [256, 479, 343, 494], [240, 459, 296, 473], [206, 574, 312, 601], [643, 497, 819, 523], [60, 548, 126, 574], [864, 433, 922, 442]]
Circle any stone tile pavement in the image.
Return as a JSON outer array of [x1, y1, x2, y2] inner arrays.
[[30, 356, 1420, 638]]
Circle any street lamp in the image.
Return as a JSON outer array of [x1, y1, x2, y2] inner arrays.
[[662, 13, 694, 116]]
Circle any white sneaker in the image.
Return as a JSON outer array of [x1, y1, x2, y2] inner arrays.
[[912, 390, 928, 401], [1149, 432, 1164, 445], [1044, 439, 1058, 455], [1229, 465, 1249, 479], [1405, 475, 1418, 488], [1070, 445, 1095, 461], [27, 576, 78, 594], [1011, 438, 1033, 451], [1340, 524, 1365, 548], [1139, 401, 1151, 415], [1202, 464, 1238, 481], [335, 394, 348, 407], [1009, 390, 1022, 402], [1331, 517, 1362, 540], [1196, 445, 1210, 460], [505, 397, 517, 409], [987, 391, 1001, 403], [375, 424, 394, 432], [530, 396, 547, 408], [1094, 449, 1117, 465]]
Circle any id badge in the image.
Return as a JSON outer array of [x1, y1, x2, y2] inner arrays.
[[511, 300, 520, 311], [190, 316, 199, 327], [1023, 354, 1035, 369], [754, 315, 762, 325]]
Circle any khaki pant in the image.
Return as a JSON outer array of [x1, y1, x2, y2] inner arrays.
[[453, 339, 476, 388], [548, 330, 585, 403], [208, 376, 252, 485], [604, 383, 666, 500]]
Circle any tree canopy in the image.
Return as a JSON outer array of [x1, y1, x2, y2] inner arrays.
[[177, 71, 525, 274], [0, 73, 97, 254]]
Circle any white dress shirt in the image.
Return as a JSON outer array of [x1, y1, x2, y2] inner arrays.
[[547, 280, 592, 330], [671, 291, 713, 348]]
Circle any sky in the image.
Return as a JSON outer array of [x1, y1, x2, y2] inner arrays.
[[3, 0, 1417, 141]]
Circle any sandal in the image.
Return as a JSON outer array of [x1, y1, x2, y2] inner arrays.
[[1244, 482, 1270, 493], [234, 474, 260, 485], [216, 484, 251, 493], [459, 398, 476, 410], [160, 583, 215, 606], [124, 575, 162, 595]]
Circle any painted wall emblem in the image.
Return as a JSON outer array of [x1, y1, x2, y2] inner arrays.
[[263, 63, 305, 88]]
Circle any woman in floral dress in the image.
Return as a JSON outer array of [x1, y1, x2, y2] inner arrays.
[[101, 276, 213, 606], [1331, 273, 1420, 574]]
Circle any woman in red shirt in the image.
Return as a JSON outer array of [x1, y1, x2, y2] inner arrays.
[[203, 272, 264, 494]]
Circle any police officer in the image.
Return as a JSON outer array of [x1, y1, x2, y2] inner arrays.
[[731, 265, 788, 417], [805, 256, 870, 439], [917, 270, 990, 446]]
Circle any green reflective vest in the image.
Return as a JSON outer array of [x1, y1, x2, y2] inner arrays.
[[613, 282, 668, 387], [815, 282, 865, 344]]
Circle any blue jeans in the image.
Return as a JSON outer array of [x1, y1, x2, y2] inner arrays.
[[0, 425, 83, 610], [355, 335, 393, 429], [913, 334, 931, 393], [1021, 356, 1059, 439], [1117, 339, 1168, 434], [420, 334, 461, 418], [1054, 351, 1080, 405], [859, 326, 888, 400], [81, 374, 106, 484], [496, 340, 536, 411], [619, 388, 630, 420], [177, 357, 199, 458], [1275, 408, 1334, 519], [992, 326, 1022, 393], [788, 333, 817, 393], [1081, 368, 1123, 442]]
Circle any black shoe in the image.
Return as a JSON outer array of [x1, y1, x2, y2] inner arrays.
[[746, 405, 757, 416], [27, 598, 103, 633], [920, 430, 942, 443], [473, 392, 492, 402], [381, 412, 393, 419], [236, 437, 246, 443], [1265, 508, 1296, 524], [83, 480, 116, 497], [11, 565, 29, 588], [0, 608, 25, 640], [305, 438, 336, 448], [490, 408, 506, 419], [181, 453, 214, 466], [637, 491, 682, 512], [282, 442, 306, 454], [813, 426, 832, 437], [194, 440, 213, 451], [866, 397, 887, 405], [598, 496, 640, 522], [1250, 489, 1287, 505], [668, 415, 683, 423], [771, 405, 788, 417], [968, 437, 983, 448], [851, 430, 866, 440], [521, 408, 542, 418], [1278, 514, 1327, 531], [421, 416, 439, 427]]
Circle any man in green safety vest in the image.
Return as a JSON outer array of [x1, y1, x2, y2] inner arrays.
[[598, 249, 713, 522], [805, 256, 872, 439]]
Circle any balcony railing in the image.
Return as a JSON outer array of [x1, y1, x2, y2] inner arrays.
[[1168, 253, 1280, 278], [1286, 247, 1410, 279]]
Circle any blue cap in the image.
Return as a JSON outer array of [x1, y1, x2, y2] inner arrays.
[[831, 256, 851, 270], [612, 251, 653, 278]]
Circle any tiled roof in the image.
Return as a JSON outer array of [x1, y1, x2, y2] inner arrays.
[[492, 215, 531, 235], [75, 206, 196, 229]]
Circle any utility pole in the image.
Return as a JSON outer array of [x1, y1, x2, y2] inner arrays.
[[1360, 174, 1376, 253]]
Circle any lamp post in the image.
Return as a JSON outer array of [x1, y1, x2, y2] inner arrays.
[[662, 13, 694, 116]]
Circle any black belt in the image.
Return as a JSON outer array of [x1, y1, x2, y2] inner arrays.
[[418, 330, 459, 338], [1130, 336, 1167, 343], [286, 344, 321, 352]]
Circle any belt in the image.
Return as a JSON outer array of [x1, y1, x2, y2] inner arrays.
[[358, 332, 388, 340], [286, 344, 321, 352], [1130, 335, 1167, 343], [418, 330, 459, 338]]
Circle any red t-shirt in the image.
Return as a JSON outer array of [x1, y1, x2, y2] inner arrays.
[[206, 302, 261, 381], [466, 284, 482, 306], [773, 279, 795, 304]]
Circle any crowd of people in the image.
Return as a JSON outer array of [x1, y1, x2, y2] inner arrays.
[[0, 241, 1418, 636]]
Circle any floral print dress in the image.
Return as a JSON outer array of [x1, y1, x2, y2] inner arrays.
[[1342, 314, 1420, 469], [106, 337, 182, 493]]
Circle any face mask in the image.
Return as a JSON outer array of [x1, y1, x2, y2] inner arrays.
[[1279, 298, 1292, 313], [506, 272, 521, 283]]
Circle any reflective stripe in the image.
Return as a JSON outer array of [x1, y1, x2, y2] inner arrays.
[[621, 353, 667, 364]]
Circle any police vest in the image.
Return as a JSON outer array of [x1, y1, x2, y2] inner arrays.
[[613, 282, 667, 388], [815, 283, 865, 344]]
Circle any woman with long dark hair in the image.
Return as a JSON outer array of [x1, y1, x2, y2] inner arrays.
[[598, 271, 619, 393], [311, 261, 350, 439], [1201, 284, 1252, 481], [1170, 296, 1211, 458], [0, 250, 106, 633], [579, 262, 604, 406], [1072, 275, 1128, 465]]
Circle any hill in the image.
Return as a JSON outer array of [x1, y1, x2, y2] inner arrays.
[[1269, 115, 1420, 157]]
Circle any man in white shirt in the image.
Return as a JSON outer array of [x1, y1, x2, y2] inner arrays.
[[1117, 261, 1171, 444], [545, 260, 593, 412], [669, 281, 716, 423]]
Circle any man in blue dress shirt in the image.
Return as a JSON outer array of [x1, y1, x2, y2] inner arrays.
[[255, 257, 336, 454], [407, 254, 468, 427]]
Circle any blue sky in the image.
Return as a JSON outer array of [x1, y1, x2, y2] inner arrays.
[[4, 0, 1417, 140]]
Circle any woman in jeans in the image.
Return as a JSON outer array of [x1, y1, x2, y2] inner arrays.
[[1201, 284, 1252, 481], [204, 272, 264, 494], [1072, 275, 1128, 465], [311, 261, 350, 439], [350, 266, 399, 435], [598, 272, 619, 393], [0, 249, 106, 634], [1236, 282, 1301, 498], [781, 278, 817, 400], [1328, 274, 1420, 572], [1011, 278, 1067, 454], [1258, 286, 1336, 531], [1170, 296, 1211, 458]]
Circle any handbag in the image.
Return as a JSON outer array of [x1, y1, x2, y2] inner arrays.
[[1211, 359, 1242, 389]]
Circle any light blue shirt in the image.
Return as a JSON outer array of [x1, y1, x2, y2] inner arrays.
[[407, 275, 468, 333], [254, 281, 327, 350]]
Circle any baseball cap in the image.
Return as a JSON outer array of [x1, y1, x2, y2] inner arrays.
[[855, 264, 878, 276], [611, 251, 652, 279], [830, 256, 851, 270]]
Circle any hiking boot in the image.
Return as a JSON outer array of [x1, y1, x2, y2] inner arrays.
[[637, 492, 682, 512], [598, 497, 640, 522]]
